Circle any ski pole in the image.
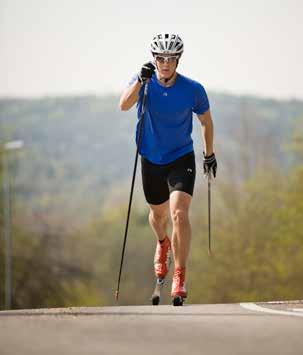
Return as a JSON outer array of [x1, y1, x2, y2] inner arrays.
[[207, 172, 212, 256], [115, 81, 149, 301]]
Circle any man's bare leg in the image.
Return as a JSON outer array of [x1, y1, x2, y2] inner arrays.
[[169, 191, 192, 268], [148, 201, 169, 241]]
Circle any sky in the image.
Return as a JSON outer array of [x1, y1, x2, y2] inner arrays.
[[1, 0, 303, 99]]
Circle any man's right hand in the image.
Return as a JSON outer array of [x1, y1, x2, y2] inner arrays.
[[138, 62, 156, 83]]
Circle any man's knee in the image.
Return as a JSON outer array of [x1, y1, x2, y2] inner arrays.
[[149, 209, 168, 226], [171, 209, 189, 226]]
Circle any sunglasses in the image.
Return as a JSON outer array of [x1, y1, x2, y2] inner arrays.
[[154, 55, 179, 64]]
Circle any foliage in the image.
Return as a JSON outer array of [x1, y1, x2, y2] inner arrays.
[[0, 94, 302, 226], [0, 95, 302, 309]]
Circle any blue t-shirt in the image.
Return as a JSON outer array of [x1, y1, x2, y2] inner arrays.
[[129, 73, 209, 165]]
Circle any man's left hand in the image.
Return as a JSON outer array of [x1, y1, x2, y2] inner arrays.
[[203, 152, 217, 178]]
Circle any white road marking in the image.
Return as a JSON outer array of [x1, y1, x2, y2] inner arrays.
[[240, 302, 303, 318], [289, 308, 303, 312]]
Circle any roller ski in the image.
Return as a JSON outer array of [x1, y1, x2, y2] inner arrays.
[[151, 278, 164, 305], [171, 267, 187, 306], [151, 236, 171, 305]]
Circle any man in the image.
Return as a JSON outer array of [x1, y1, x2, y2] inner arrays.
[[119, 33, 217, 303]]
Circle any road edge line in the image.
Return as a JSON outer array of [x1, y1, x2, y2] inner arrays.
[[240, 302, 303, 318]]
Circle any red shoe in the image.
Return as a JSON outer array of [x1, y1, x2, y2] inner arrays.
[[171, 267, 187, 298], [154, 236, 171, 279]]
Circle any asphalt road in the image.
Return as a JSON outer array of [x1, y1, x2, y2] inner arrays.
[[1, 302, 303, 355]]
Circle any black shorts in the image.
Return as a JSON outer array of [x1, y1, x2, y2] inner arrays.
[[141, 151, 196, 205]]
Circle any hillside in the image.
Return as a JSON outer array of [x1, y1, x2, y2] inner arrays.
[[1, 92, 303, 308], [0, 92, 302, 224]]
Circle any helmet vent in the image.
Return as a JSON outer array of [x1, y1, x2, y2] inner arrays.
[[150, 33, 184, 55]]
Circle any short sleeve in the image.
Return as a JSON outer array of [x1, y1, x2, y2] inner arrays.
[[193, 83, 210, 115]]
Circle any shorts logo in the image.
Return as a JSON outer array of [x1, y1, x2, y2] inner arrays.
[[187, 168, 193, 173]]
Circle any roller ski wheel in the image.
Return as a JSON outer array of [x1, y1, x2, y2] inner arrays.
[[172, 295, 185, 306], [151, 295, 160, 305], [151, 278, 164, 306]]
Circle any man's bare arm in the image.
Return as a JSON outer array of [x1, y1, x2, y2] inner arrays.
[[197, 109, 214, 156], [119, 79, 141, 111]]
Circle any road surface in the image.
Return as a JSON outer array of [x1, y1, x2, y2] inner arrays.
[[1, 301, 303, 355]]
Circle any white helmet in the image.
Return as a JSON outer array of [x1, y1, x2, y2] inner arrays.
[[150, 33, 184, 56]]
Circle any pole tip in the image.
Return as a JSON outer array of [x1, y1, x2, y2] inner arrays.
[[115, 290, 119, 302], [208, 249, 214, 257]]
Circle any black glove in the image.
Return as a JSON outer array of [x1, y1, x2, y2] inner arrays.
[[138, 62, 156, 83], [203, 152, 217, 178]]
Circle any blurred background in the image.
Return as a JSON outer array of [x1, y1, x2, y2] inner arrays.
[[0, 0, 302, 309]]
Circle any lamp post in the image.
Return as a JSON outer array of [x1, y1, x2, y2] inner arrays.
[[2, 140, 24, 309]]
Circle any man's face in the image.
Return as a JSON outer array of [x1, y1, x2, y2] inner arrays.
[[154, 54, 179, 79]]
